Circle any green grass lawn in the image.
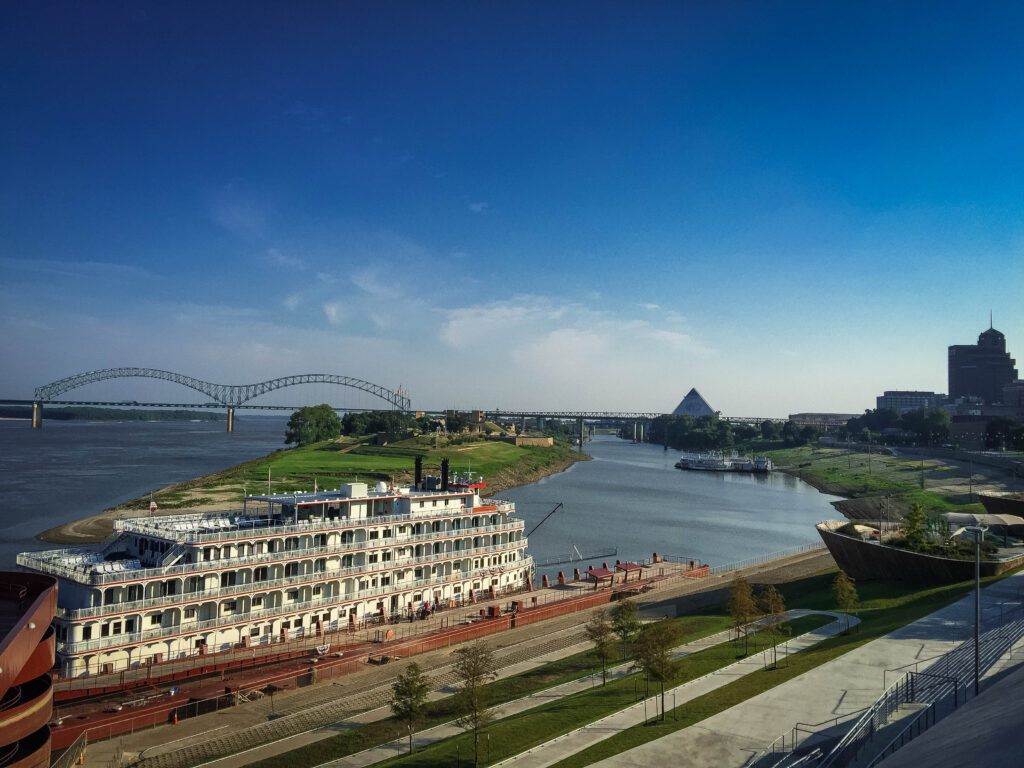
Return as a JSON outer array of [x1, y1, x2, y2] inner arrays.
[[548, 569, 1011, 768], [246, 614, 733, 768], [374, 616, 832, 768], [764, 446, 986, 517], [133, 437, 580, 510]]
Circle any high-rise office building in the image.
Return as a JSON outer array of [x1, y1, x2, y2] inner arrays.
[[948, 324, 1018, 405]]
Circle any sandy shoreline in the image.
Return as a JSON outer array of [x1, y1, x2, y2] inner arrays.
[[36, 452, 590, 547]]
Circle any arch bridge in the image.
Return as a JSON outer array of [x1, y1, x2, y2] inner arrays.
[[30, 368, 411, 431]]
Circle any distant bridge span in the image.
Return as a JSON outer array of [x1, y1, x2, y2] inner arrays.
[[30, 368, 411, 430]]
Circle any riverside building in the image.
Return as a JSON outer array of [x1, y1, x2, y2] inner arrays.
[[17, 470, 531, 678]]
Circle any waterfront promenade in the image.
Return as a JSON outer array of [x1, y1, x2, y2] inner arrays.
[[78, 547, 834, 767]]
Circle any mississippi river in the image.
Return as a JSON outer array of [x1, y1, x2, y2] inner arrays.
[[0, 422, 839, 570]]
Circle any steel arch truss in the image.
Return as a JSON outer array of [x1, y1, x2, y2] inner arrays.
[[34, 368, 412, 411]]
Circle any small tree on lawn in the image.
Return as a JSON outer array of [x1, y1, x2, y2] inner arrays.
[[904, 501, 927, 551], [453, 642, 498, 767], [611, 598, 641, 660], [833, 571, 859, 632], [728, 576, 758, 655], [390, 662, 430, 755], [758, 585, 787, 669], [584, 608, 616, 685], [633, 619, 682, 721]]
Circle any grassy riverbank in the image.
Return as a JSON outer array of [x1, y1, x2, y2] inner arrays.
[[38, 435, 587, 544], [764, 445, 996, 522]]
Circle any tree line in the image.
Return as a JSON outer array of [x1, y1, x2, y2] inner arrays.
[[629, 414, 820, 452]]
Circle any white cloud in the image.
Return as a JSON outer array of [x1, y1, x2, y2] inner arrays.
[[267, 248, 305, 269], [322, 302, 344, 325], [283, 293, 302, 311], [468, 202, 489, 214], [206, 184, 268, 240], [642, 302, 660, 310]]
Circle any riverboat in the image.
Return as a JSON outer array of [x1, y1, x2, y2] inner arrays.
[[17, 471, 532, 678], [674, 451, 773, 473]]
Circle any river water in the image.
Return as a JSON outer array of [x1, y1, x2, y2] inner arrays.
[[0, 422, 840, 571], [502, 435, 840, 570]]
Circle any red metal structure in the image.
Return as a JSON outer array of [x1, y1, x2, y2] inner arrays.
[[0, 573, 57, 768]]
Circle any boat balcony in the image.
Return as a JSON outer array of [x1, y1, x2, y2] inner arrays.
[[114, 500, 517, 544], [20, 518, 525, 586], [56, 556, 533, 655], [56, 538, 526, 621]]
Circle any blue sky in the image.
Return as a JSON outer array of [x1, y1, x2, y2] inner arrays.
[[2, 1, 1022, 416]]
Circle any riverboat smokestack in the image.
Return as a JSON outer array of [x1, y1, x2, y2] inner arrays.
[[441, 457, 450, 491], [414, 456, 423, 489]]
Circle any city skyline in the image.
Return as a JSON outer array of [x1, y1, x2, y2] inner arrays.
[[2, 2, 1023, 416]]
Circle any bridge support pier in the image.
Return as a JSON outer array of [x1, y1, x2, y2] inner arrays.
[[226, 407, 234, 433], [577, 417, 584, 452], [31, 401, 42, 429]]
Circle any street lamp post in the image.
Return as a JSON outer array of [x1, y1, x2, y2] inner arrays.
[[964, 525, 988, 698]]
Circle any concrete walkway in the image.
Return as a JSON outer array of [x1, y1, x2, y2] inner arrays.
[[587, 571, 1024, 768], [489, 611, 851, 768]]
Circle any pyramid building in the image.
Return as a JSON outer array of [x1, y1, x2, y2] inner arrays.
[[672, 388, 715, 417]]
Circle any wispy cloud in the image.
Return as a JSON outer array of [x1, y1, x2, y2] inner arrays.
[[266, 248, 305, 269], [0, 257, 160, 282], [322, 302, 344, 325], [468, 202, 489, 214], [641, 302, 660, 310], [283, 293, 302, 311], [206, 184, 268, 240]]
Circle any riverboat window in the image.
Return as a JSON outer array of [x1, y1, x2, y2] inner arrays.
[[126, 619, 134, 632], [432, 500, 437, 507], [204, 547, 216, 561], [103, 587, 117, 605], [113, 621, 122, 634], [184, 608, 196, 618], [250, 627, 260, 637], [491, 579, 498, 586], [82, 626, 92, 640], [414, 568, 423, 579], [254, 567, 268, 582], [285, 563, 300, 577], [369, 530, 379, 540], [295, 617, 303, 627], [285, 537, 299, 551], [287, 590, 298, 601], [127, 585, 142, 602], [314, 558, 326, 572], [368, 554, 378, 564], [253, 597, 262, 606], [383, 528, 392, 538], [220, 572, 237, 587], [186, 576, 203, 592], [381, 576, 390, 586], [100, 624, 109, 637], [381, 551, 391, 561], [453, 585, 461, 594], [419, 501, 424, 508], [222, 601, 236, 612], [150, 615, 161, 626], [314, 534, 326, 547]]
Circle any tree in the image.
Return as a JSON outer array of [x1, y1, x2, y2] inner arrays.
[[728, 577, 758, 655], [391, 662, 430, 754], [633, 619, 681, 721], [833, 571, 859, 632], [284, 404, 342, 446], [904, 501, 927, 551], [758, 585, 786, 668], [611, 599, 641, 660], [453, 642, 498, 767], [584, 609, 616, 685]]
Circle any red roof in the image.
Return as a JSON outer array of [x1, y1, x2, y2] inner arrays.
[[587, 567, 614, 580], [616, 562, 643, 572]]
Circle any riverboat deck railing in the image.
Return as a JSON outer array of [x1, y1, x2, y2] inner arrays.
[[114, 500, 517, 543], [56, 556, 533, 655], [57, 538, 527, 620], [19, 519, 525, 585]]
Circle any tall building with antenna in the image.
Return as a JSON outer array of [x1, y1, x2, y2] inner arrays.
[[948, 317, 1018, 405]]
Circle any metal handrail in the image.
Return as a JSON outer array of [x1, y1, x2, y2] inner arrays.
[[57, 539, 525, 620], [57, 556, 533, 655], [20, 520, 525, 586]]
